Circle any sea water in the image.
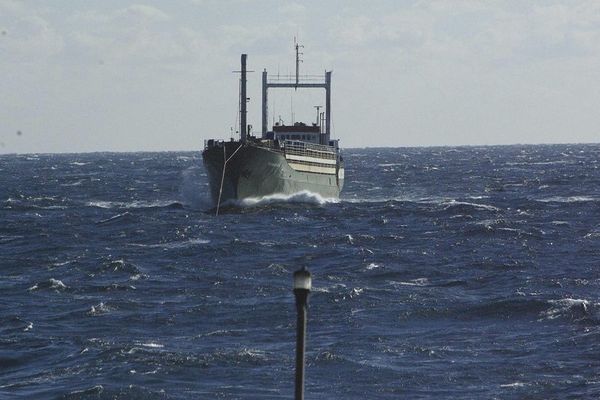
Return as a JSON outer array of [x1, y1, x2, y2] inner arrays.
[[1, 145, 599, 399]]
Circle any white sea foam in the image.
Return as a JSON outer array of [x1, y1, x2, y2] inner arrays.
[[179, 166, 212, 210], [49, 278, 67, 290], [140, 342, 164, 348], [70, 161, 90, 166], [97, 212, 131, 224], [129, 238, 210, 249], [236, 348, 267, 360], [390, 278, 429, 287], [60, 180, 84, 187], [366, 263, 381, 270], [68, 385, 103, 396], [500, 382, 526, 388], [88, 302, 112, 316], [537, 196, 597, 203], [540, 298, 592, 320], [441, 200, 500, 212], [28, 278, 67, 292], [228, 190, 338, 208], [87, 199, 181, 209]]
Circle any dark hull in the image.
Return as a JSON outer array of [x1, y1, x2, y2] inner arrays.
[[202, 142, 344, 205]]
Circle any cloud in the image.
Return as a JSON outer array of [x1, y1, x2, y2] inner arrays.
[[118, 4, 171, 22], [65, 5, 202, 67], [326, 1, 600, 66], [0, 12, 64, 59]]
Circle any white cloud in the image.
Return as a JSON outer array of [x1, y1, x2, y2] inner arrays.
[[121, 4, 171, 22], [2, 1, 600, 153], [0, 12, 64, 59]]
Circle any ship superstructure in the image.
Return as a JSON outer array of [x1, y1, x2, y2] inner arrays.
[[202, 45, 344, 211]]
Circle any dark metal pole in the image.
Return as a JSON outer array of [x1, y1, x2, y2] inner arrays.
[[325, 71, 331, 145], [240, 54, 247, 142], [293, 268, 311, 400], [262, 69, 268, 138]]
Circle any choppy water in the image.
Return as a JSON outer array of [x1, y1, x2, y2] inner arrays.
[[2, 145, 600, 399]]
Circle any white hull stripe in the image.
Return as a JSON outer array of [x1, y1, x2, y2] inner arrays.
[[285, 154, 337, 165], [288, 162, 337, 175]]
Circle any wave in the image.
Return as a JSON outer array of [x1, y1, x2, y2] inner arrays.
[[97, 259, 142, 276], [87, 200, 184, 210], [0, 235, 24, 244], [60, 179, 85, 187], [539, 298, 598, 322], [88, 301, 113, 316], [96, 212, 133, 224], [223, 190, 338, 208], [27, 278, 68, 292], [536, 196, 598, 203], [128, 238, 210, 249], [440, 200, 500, 212], [179, 166, 212, 210]]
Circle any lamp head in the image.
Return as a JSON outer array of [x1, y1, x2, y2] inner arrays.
[[293, 267, 311, 291]]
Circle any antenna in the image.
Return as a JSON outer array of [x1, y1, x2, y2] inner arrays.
[[294, 37, 304, 90], [314, 105, 322, 125], [290, 94, 294, 124]]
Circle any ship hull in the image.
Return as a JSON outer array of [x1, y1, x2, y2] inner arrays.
[[202, 142, 344, 205]]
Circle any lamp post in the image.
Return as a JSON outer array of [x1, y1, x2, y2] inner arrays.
[[293, 267, 311, 400]]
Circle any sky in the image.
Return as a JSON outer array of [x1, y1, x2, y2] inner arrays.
[[1, 0, 600, 154]]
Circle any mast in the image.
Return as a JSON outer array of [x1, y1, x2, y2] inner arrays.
[[294, 38, 303, 90], [240, 54, 247, 142], [261, 42, 332, 143], [262, 69, 268, 138], [325, 71, 331, 145]]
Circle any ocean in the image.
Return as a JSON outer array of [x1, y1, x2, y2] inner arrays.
[[1, 144, 599, 399]]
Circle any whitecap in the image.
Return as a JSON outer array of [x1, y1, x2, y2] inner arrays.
[[540, 298, 592, 320], [60, 179, 84, 187], [536, 196, 597, 203], [97, 212, 131, 224], [140, 342, 164, 348], [226, 190, 338, 208], [366, 263, 381, 270], [390, 278, 429, 287], [50, 278, 67, 290], [441, 200, 500, 212], [68, 385, 103, 396], [70, 161, 90, 166], [27, 278, 67, 292], [88, 302, 112, 316], [129, 238, 209, 249], [500, 382, 526, 388], [237, 348, 266, 360], [87, 200, 182, 209]]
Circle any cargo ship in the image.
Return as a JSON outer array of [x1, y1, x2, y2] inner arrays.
[[202, 45, 344, 211]]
